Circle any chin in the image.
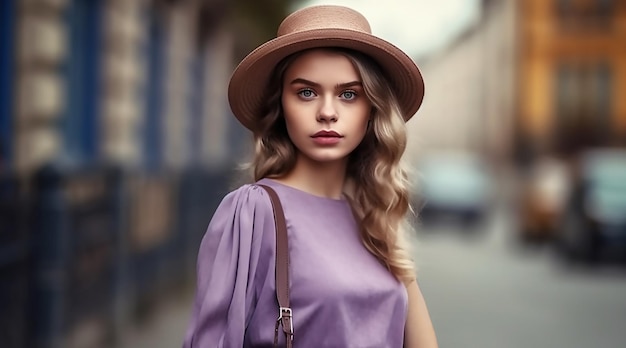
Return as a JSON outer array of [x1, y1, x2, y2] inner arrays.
[[302, 150, 351, 164]]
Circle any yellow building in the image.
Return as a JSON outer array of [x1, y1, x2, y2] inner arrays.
[[516, 0, 626, 159]]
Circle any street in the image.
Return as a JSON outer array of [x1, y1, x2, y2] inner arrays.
[[415, 202, 626, 348], [119, 202, 626, 348]]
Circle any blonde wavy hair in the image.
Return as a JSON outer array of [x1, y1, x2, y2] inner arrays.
[[247, 48, 416, 284]]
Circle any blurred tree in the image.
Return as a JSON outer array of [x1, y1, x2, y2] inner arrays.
[[229, 0, 306, 61]]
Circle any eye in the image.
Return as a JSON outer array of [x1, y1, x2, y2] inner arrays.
[[340, 90, 357, 100], [297, 88, 316, 99]]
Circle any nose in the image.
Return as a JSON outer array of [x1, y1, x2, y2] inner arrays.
[[316, 97, 338, 123]]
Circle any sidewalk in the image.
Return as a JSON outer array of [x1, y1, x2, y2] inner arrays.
[[115, 289, 194, 348]]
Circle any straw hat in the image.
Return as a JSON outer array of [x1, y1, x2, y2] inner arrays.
[[228, 5, 425, 130]]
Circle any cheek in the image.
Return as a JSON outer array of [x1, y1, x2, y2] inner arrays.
[[356, 122, 369, 143], [281, 97, 297, 129], [281, 95, 302, 122], [357, 105, 374, 141], [280, 102, 305, 144], [282, 111, 302, 137], [347, 117, 370, 149], [356, 106, 371, 134]]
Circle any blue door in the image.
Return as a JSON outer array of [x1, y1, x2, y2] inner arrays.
[[62, 0, 103, 164], [188, 53, 204, 166], [143, 8, 166, 170], [0, 0, 16, 167]]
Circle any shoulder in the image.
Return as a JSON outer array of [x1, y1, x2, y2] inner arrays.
[[202, 183, 276, 247], [207, 184, 274, 230], [218, 184, 271, 216]]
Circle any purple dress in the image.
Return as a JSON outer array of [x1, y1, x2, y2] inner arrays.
[[183, 178, 408, 347]]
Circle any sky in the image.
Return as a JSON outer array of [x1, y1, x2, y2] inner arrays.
[[294, 0, 481, 59]]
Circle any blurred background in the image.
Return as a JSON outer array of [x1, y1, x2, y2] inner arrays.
[[1, 0, 625, 347]]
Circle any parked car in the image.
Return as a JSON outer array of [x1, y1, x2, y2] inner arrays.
[[412, 151, 493, 228], [556, 149, 626, 263], [516, 157, 571, 242]]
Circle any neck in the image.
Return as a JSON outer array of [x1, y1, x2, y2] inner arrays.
[[274, 154, 348, 199]]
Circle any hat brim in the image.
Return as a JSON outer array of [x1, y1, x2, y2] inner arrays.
[[228, 28, 425, 130]]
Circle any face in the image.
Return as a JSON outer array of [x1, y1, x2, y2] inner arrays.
[[281, 49, 371, 165]]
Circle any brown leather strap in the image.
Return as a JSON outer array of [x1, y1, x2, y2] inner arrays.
[[258, 184, 293, 348]]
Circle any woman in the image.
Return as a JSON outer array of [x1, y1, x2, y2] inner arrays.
[[184, 5, 438, 348]]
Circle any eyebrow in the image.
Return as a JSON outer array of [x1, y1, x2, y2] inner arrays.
[[289, 78, 362, 89]]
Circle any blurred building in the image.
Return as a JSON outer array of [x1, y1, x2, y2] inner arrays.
[[5, 0, 241, 174], [407, 0, 626, 166], [517, 0, 626, 161], [0, 0, 272, 347], [406, 0, 517, 166]]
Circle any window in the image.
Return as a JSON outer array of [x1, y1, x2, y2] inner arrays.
[[556, 0, 615, 30], [555, 61, 613, 153]]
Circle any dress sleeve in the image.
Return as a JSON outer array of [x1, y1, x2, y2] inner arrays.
[[182, 184, 274, 347]]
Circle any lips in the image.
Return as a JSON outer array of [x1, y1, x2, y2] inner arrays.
[[311, 130, 342, 145], [312, 130, 342, 138]]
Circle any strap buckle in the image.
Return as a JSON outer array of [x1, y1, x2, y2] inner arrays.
[[277, 307, 294, 338]]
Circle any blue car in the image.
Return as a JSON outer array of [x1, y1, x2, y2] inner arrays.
[[412, 152, 493, 227], [557, 149, 626, 263]]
